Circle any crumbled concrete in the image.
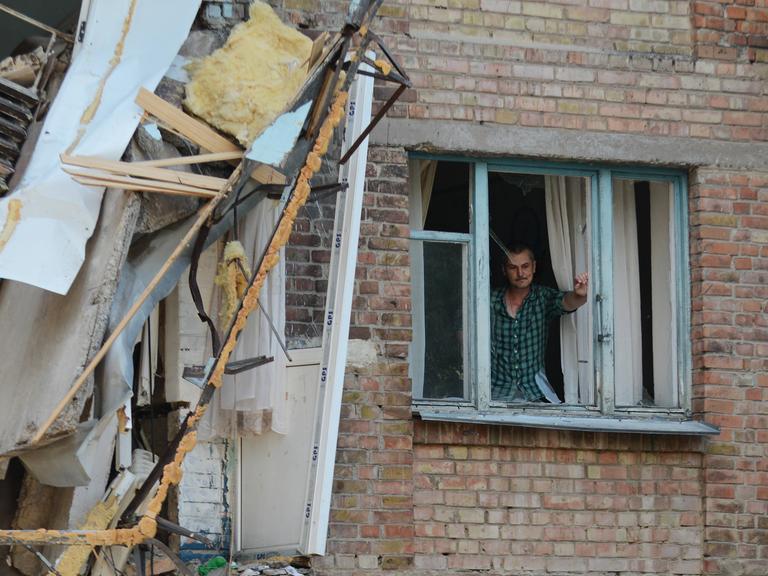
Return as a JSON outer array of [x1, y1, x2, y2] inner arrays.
[[346, 339, 379, 370], [0, 187, 140, 455], [180, 30, 228, 59], [128, 127, 200, 237]]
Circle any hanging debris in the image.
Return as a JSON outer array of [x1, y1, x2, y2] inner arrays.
[[184, 1, 312, 147]]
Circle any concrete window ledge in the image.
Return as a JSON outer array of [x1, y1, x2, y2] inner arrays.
[[416, 409, 720, 436]]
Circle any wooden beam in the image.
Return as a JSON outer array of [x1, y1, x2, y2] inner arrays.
[[69, 174, 216, 199], [135, 89, 287, 185], [63, 167, 217, 197], [135, 88, 239, 154], [249, 163, 287, 185], [307, 32, 329, 71], [134, 151, 243, 167], [30, 163, 244, 446], [61, 154, 227, 190]]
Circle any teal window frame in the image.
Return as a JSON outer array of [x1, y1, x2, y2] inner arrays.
[[408, 153, 713, 433]]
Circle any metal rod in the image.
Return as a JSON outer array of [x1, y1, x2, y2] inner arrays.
[[134, 546, 145, 576], [154, 517, 215, 547], [339, 83, 406, 165], [368, 30, 409, 81], [258, 301, 292, 362], [0, 4, 75, 43], [358, 55, 410, 86], [145, 538, 196, 576], [232, 257, 292, 363], [21, 544, 62, 576]]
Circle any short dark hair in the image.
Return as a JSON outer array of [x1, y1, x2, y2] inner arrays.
[[507, 242, 535, 262]]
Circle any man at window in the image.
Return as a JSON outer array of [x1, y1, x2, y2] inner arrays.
[[491, 243, 589, 403]]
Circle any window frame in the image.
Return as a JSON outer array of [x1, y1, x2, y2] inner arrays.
[[409, 153, 709, 431]]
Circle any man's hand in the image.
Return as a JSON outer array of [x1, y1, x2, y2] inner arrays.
[[573, 272, 589, 298], [563, 272, 589, 312]]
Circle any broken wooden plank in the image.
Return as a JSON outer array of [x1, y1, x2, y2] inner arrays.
[[71, 175, 216, 199], [307, 31, 329, 71], [135, 89, 287, 185], [135, 150, 243, 167], [135, 88, 239, 154], [250, 163, 287, 185], [65, 170, 217, 199], [61, 154, 228, 190]]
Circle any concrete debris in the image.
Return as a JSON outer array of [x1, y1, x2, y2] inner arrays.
[[0, 46, 46, 87], [129, 126, 201, 237], [232, 561, 312, 576]]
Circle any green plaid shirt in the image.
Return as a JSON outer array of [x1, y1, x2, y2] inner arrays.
[[491, 284, 568, 402]]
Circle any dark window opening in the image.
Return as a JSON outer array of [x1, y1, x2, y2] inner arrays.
[[488, 172, 564, 400], [634, 181, 655, 405]]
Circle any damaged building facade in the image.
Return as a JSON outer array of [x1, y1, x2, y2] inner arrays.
[[0, 1, 766, 576], [298, 1, 767, 575]]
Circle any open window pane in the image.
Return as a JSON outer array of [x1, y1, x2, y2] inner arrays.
[[414, 240, 468, 400], [612, 179, 678, 408], [414, 160, 470, 233], [488, 172, 592, 405]]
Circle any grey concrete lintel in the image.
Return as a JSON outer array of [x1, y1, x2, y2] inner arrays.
[[371, 118, 768, 171]]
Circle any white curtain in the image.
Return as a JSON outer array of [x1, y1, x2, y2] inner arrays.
[[409, 159, 438, 398], [545, 176, 592, 404], [612, 180, 643, 406], [419, 160, 438, 228], [202, 198, 289, 437], [650, 181, 676, 407]]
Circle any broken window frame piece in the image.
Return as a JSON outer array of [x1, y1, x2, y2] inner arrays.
[[300, 58, 375, 556], [410, 155, 718, 436]]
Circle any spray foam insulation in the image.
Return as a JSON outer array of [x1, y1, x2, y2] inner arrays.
[[184, 1, 312, 147]]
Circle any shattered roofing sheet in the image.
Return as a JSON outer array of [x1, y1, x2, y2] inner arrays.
[[0, 0, 202, 295]]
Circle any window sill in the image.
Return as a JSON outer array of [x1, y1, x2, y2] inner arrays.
[[415, 408, 720, 436]]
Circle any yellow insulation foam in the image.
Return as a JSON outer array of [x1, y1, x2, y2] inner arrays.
[[184, 1, 312, 147], [55, 495, 120, 576], [0, 199, 21, 253], [215, 240, 251, 325]]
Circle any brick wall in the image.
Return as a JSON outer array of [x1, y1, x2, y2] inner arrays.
[[689, 168, 768, 576], [260, 1, 768, 574], [413, 425, 704, 575], [313, 146, 415, 573], [693, 0, 768, 61], [277, 0, 768, 142]]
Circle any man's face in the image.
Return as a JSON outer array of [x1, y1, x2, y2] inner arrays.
[[504, 251, 536, 289]]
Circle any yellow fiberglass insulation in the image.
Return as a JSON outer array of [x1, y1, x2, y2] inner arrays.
[[184, 1, 312, 147]]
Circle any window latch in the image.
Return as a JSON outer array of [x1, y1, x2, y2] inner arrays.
[[595, 293, 611, 344]]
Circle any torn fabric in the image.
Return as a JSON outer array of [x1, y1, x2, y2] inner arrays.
[[200, 198, 289, 438], [0, 0, 202, 294]]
